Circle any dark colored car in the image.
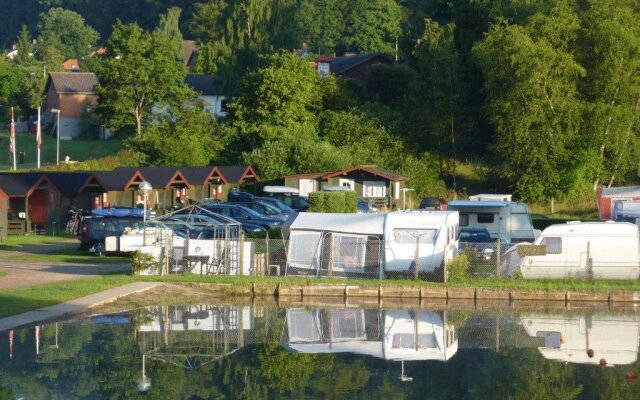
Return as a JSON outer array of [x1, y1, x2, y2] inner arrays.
[[357, 198, 379, 214], [458, 227, 495, 261], [419, 197, 447, 210], [200, 203, 283, 230], [167, 213, 265, 234], [263, 192, 309, 212], [227, 191, 296, 220], [79, 216, 143, 256]]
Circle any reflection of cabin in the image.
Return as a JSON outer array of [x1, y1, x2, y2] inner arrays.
[[93, 170, 148, 208], [283, 165, 407, 208], [0, 173, 60, 234], [44, 172, 107, 212], [181, 166, 226, 203], [115, 167, 191, 213]]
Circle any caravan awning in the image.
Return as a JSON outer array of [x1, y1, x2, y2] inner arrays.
[[285, 213, 387, 235]]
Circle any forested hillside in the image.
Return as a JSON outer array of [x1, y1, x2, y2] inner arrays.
[[1, 0, 640, 202]]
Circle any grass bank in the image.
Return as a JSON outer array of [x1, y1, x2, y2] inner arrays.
[[0, 274, 133, 318]]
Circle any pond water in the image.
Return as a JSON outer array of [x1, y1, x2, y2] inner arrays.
[[0, 303, 639, 399]]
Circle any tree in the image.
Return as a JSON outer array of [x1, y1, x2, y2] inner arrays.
[[579, 0, 640, 189], [232, 51, 322, 144], [125, 105, 223, 166], [14, 25, 34, 66], [95, 21, 193, 137], [473, 8, 587, 201], [344, 0, 403, 55], [156, 7, 183, 58], [38, 7, 99, 59], [293, 0, 345, 54], [413, 19, 465, 189]]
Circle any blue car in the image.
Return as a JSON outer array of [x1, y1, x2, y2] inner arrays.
[[201, 203, 283, 230], [227, 191, 296, 221]]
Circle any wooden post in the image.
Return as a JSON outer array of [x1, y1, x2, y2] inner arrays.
[[265, 230, 270, 275]]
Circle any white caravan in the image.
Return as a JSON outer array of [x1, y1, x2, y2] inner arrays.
[[283, 211, 459, 277], [468, 194, 512, 202], [447, 200, 539, 243], [521, 314, 640, 366], [502, 221, 640, 280], [613, 200, 640, 224]]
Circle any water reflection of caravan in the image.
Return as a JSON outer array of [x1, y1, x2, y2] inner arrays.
[[282, 308, 458, 361], [283, 211, 459, 277], [501, 221, 640, 280], [521, 315, 640, 366], [138, 305, 253, 332]]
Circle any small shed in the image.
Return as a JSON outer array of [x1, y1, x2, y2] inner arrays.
[[0, 188, 8, 240], [597, 186, 640, 220], [0, 173, 61, 234], [44, 172, 107, 211], [180, 166, 226, 203], [93, 170, 148, 208], [217, 166, 260, 197]]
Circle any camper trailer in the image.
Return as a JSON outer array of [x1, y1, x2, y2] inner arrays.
[[468, 194, 512, 202], [447, 200, 539, 243], [502, 221, 640, 280], [613, 200, 640, 225], [521, 314, 640, 366], [283, 211, 459, 277]]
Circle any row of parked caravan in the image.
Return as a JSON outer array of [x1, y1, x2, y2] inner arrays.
[[283, 194, 640, 280]]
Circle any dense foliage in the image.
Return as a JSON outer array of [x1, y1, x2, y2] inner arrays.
[[3, 0, 640, 201]]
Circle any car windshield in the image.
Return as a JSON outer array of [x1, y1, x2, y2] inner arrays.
[[231, 205, 264, 218], [459, 230, 491, 243], [260, 198, 293, 212], [255, 202, 280, 215]]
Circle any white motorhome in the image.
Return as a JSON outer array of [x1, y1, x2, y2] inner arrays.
[[521, 314, 640, 366], [447, 200, 539, 243], [283, 211, 459, 277], [613, 200, 640, 224], [502, 221, 640, 280], [468, 194, 512, 202]]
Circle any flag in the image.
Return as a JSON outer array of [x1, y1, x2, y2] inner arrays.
[[36, 107, 41, 150], [9, 107, 15, 155]]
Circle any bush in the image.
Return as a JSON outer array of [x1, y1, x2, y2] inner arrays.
[[131, 250, 161, 275], [325, 191, 345, 212], [447, 253, 471, 282], [344, 190, 357, 213], [308, 192, 326, 212]]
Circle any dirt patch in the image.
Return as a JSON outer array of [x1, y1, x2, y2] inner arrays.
[[88, 283, 257, 314]]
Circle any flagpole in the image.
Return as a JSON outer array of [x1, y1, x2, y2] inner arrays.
[[10, 107, 16, 171], [37, 107, 41, 168]]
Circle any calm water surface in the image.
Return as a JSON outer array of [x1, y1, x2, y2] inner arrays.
[[0, 304, 639, 399]]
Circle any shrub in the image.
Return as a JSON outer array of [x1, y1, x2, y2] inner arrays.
[[308, 192, 326, 212], [447, 253, 471, 282], [131, 250, 161, 275], [325, 191, 345, 212], [344, 190, 357, 213]]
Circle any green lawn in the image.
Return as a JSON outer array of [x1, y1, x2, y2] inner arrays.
[[0, 234, 130, 264], [0, 128, 122, 171], [0, 275, 134, 318]]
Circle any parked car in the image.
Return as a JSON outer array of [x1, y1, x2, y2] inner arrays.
[[228, 191, 296, 216], [200, 203, 283, 230], [357, 198, 379, 214], [79, 216, 144, 256], [168, 213, 265, 234], [419, 197, 447, 210], [458, 227, 495, 261]]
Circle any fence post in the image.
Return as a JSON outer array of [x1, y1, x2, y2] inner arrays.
[[240, 233, 245, 276], [414, 236, 420, 280], [443, 244, 448, 283], [265, 230, 270, 275], [496, 239, 501, 278]]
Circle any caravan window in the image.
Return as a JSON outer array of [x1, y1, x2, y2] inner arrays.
[[288, 231, 322, 268], [542, 237, 562, 254], [393, 229, 437, 245], [477, 213, 494, 223], [459, 214, 469, 226]]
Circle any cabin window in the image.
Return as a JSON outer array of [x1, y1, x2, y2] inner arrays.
[[542, 237, 562, 254], [394, 229, 437, 245], [363, 181, 386, 198], [477, 213, 494, 223], [459, 214, 469, 226]]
